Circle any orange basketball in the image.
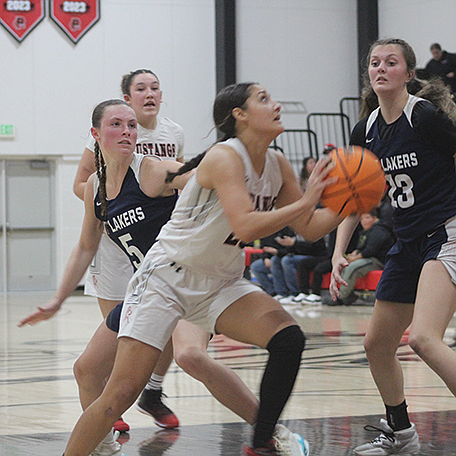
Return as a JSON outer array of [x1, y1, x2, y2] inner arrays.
[[321, 145, 386, 217]]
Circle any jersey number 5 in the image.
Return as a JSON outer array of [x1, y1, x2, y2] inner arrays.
[[119, 233, 144, 269]]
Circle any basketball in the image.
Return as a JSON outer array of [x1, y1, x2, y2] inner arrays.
[[320, 145, 386, 217]]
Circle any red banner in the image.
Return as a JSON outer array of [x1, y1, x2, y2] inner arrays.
[[0, 0, 45, 42], [50, 0, 100, 43]]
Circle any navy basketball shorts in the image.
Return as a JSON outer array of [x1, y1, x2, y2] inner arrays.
[[376, 216, 456, 304], [106, 301, 123, 333]]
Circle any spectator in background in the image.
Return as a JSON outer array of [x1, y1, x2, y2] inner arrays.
[[249, 226, 294, 297], [250, 227, 328, 305], [278, 234, 327, 304], [335, 209, 395, 306], [424, 43, 456, 95], [295, 237, 329, 305], [299, 156, 316, 189], [292, 143, 338, 304], [299, 226, 360, 305], [275, 232, 328, 305]]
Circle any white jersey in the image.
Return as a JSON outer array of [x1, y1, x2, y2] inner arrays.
[[157, 137, 283, 279], [85, 117, 184, 161]]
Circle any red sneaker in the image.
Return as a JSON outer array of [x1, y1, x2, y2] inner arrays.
[[113, 417, 130, 433], [136, 388, 179, 429]]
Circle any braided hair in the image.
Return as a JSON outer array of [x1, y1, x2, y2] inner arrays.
[[91, 99, 131, 218], [166, 82, 256, 183]]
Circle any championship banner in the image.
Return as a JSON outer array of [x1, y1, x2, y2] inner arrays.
[[0, 0, 45, 42], [50, 0, 100, 43]]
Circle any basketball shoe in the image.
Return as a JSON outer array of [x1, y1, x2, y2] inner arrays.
[[90, 431, 123, 456], [113, 417, 130, 433], [243, 424, 310, 456], [136, 388, 179, 428], [353, 419, 420, 455]]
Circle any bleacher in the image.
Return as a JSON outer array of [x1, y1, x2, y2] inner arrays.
[[272, 96, 361, 165]]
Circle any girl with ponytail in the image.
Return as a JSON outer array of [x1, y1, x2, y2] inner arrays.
[[62, 83, 343, 456]]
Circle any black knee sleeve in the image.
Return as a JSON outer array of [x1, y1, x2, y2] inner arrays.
[[253, 325, 306, 449], [267, 324, 306, 356]]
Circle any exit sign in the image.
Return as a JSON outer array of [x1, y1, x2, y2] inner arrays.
[[0, 125, 15, 138]]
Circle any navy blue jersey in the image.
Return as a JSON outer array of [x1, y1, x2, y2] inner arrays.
[[350, 95, 456, 241], [94, 154, 178, 270]]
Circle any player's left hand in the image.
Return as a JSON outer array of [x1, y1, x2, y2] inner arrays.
[[18, 299, 62, 327]]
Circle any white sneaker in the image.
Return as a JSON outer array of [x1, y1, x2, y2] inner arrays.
[[273, 424, 310, 456], [292, 293, 308, 303], [279, 296, 300, 305], [303, 294, 321, 304], [353, 419, 420, 455], [91, 431, 123, 456], [273, 294, 285, 301]]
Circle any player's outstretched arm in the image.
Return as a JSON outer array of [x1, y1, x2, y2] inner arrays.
[[18, 242, 99, 327], [19, 176, 103, 327]]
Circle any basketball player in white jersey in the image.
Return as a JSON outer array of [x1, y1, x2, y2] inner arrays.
[[62, 83, 344, 456]]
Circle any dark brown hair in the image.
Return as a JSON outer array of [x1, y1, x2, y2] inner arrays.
[[120, 69, 159, 96], [166, 82, 256, 183]]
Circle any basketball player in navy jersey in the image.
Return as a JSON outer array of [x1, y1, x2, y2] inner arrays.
[[60, 83, 344, 456], [330, 38, 456, 456], [74, 69, 184, 432]]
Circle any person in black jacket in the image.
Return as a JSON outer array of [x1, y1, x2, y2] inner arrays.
[[278, 233, 327, 304], [337, 208, 395, 305], [424, 43, 456, 95]]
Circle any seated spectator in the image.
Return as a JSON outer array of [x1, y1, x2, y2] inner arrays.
[[299, 225, 361, 305], [299, 156, 316, 189], [296, 242, 329, 304], [336, 208, 395, 305], [274, 232, 328, 305], [249, 226, 294, 297], [251, 227, 328, 305], [277, 234, 327, 304]]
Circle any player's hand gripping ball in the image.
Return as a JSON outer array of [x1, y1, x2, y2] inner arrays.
[[321, 145, 386, 217]]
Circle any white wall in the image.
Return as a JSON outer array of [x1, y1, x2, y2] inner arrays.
[[0, 0, 216, 158], [237, 0, 359, 129], [379, 0, 456, 70], [0, 0, 216, 286]]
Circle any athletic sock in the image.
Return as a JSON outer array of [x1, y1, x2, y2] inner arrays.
[[145, 373, 164, 391], [385, 400, 411, 431], [253, 325, 306, 449], [101, 430, 116, 445]]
